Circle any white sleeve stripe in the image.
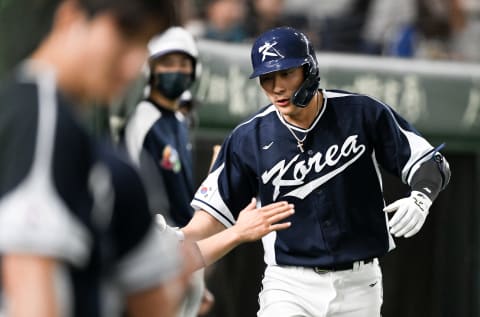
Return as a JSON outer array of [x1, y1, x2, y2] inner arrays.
[[191, 198, 234, 228], [399, 131, 434, 183], [405, 143, 446, 185], [191, 164, 236, 225], [405, 147, 435, 184], [367, 95, 434, 183], [124, 101, 161, 166], [31, 65, 57, 179], [323, 90, 354, 99], [0, 68, 92, 266], [0, 160, 92, 266], [371, 151, 383, 192]]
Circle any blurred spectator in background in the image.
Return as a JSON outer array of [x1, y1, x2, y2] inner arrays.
[[181, 0, 479, 63], [361, 0, 416, 55], [190, 0, 248, 42], [177, 0, 200, 26], [317, 0, 373, 53], [412, 0, 461, 59], [362, 0, 480, 62], [244, 0, 309, 41], [282, 0, 372, 52], [451, 0, 480, 62], [386, 0, 459, 59]]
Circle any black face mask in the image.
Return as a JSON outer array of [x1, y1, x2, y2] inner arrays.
[[153, 72, 193, 100]]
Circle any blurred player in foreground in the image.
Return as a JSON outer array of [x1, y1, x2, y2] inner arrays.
[[182, 26, 451, 316], [0, 1, 294, 316], [0, 0, 182, 315]]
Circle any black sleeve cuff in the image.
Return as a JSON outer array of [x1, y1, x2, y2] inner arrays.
[[410, 158, 443, 201]]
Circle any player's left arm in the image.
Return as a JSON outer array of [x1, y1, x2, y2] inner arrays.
[[384, 147, 451, 238]]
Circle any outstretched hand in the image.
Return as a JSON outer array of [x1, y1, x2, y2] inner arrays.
[[232, 198, 294, 242], [188, 198, 294, 268]]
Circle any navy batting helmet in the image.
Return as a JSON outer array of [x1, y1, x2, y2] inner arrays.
[[249, 26, 320, 107]]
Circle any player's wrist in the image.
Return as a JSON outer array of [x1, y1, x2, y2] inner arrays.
[[410, 191, 432, 213], [227, 225, 246, 244]]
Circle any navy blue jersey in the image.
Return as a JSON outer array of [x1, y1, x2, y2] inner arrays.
[[192, 89, 437, 267], [124, 99, 194, 227], [0, 63, 181, 316]]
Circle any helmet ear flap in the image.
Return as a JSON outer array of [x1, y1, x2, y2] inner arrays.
[[292, 59, 320, 107]]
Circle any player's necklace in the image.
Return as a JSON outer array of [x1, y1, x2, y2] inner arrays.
[[285, 125, 308, 153], [284, 93, 321, 153]]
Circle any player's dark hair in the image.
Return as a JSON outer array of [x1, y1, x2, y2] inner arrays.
[[76, 0, 179, 36]]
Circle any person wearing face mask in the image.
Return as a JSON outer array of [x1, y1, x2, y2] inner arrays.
[[123, 26, 214, 317], [125, 26, 198, 227]]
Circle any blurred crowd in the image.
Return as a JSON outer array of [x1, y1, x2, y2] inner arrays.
[[176, 0, 480, 63]]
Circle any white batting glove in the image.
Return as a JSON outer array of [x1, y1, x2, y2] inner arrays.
[[155, 214, 185, 242], [383, 191, 432, 238]]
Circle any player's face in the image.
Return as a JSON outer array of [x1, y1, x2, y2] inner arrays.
[[152, 53, 194, 75], [259, 66, 305, 116], [77, 14, 158, 104]]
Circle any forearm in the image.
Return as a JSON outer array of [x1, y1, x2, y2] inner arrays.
[[195, 226, 243, 267], [2, 255, 59, 317], [181, 210, 226, 241], [410, 151, 450, 201]]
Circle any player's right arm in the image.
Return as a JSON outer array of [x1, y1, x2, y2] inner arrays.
[[180, 198, 294, 269], [194, 198, 293, 266], [181, 134, 294, 267], [181, 209, 226, 241], [2, 255, 59, 317]]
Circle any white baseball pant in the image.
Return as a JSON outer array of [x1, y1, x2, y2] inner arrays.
[[258, 259, 382, 317]]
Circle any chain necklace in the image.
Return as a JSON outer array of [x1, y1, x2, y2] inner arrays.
[[285, 125, 308, 153], [284, 93, 321, 153]]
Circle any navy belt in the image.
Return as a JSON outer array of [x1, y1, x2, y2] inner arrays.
[[312, 258, 375, 274]]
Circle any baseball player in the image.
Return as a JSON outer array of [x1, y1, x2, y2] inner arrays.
[[0, 1, 187, 316], [124, 26, 210, 317], [182, 26, 451, 316]]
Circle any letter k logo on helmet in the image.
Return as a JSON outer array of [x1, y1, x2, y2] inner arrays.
[[258, 41, 283, 62]]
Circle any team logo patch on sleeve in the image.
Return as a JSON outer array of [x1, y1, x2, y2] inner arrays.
[[160, 145, 181, 173]]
